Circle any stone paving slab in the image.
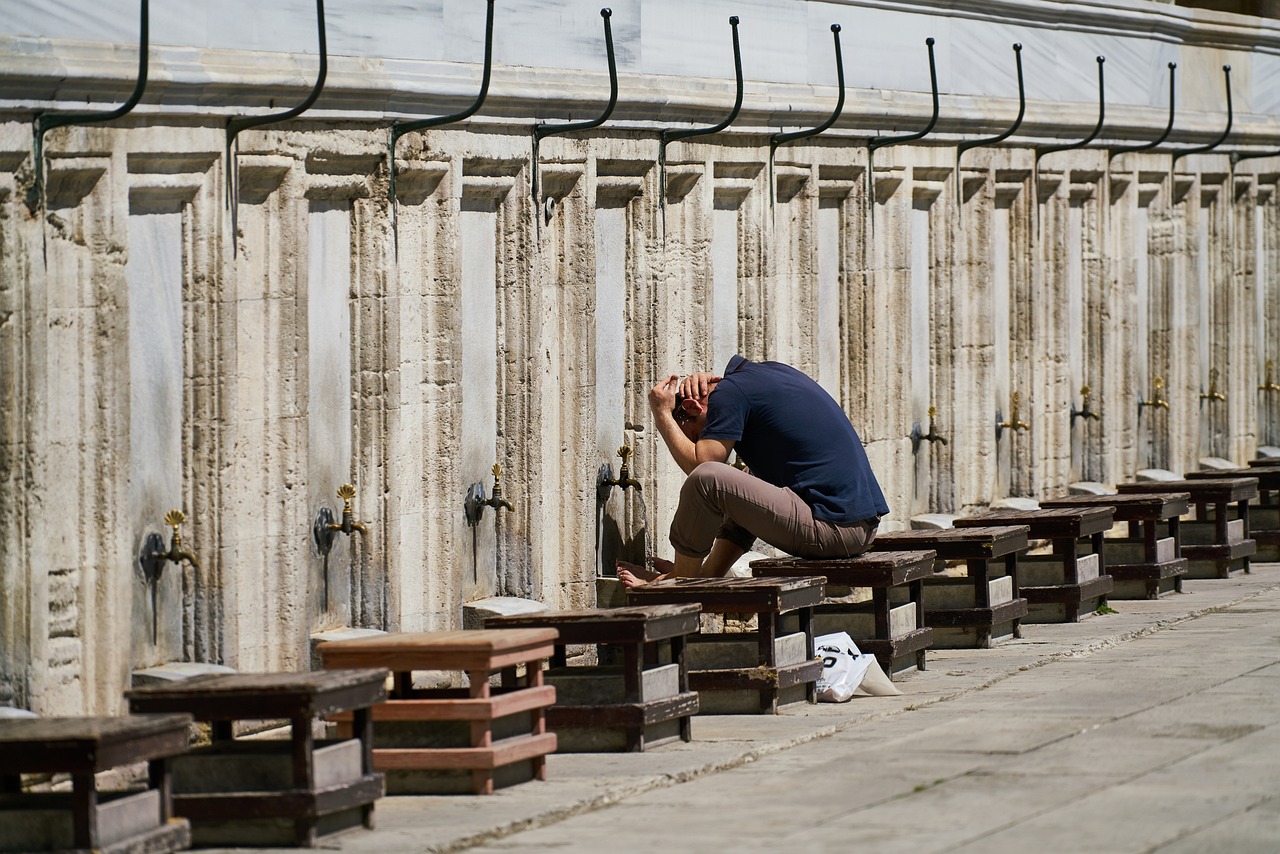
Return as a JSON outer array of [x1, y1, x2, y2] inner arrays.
[[199, 563, 1280, 854]]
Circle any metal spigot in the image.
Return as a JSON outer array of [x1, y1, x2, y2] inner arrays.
[[598, 445, 643, 500], [996, 392, 1030, 439], [1070, 384, 1101, 424], [1259, 360, 1280, 394], [465, 463, 515, 526], [1199, 367, 1226, 404], [139, 510, 200, 645], [910, 405, 949, 454], [313, 484, 370, 557], [1139, 376, 1170, 414]]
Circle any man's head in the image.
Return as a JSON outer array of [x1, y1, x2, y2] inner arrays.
[[672, 388, 710, 442]]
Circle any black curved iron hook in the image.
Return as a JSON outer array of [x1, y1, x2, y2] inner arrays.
[[1037, 56, 1105, 160], [225, 0, 327, 241], [768, 23, 844, 208], [1110, 62, 1176, 159], [659, 15, 742, 213], [1172, 65, 1231, 165], [33, 0, 149, 208], [956, 43, 1024, 168], [867, 37, 938, 214], [772, 25, 844, 151], [869, 37, 939, 155], [389, 0, 495, 208], [532, 8, 617, 205]]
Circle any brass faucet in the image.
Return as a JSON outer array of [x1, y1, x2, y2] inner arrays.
[[326, 484, 370, 537], [480, 463, 516, 513], [598, 445, 643, 499], [314, 483, 370, 557], [910, 405, 949, 453], [996, 392, 1030, 439], [465, 463, 515, 526], [1199, 367, 1226, 404], [139, 509, 200, 644], [1260, 360, 1280, 394], [1070, 384, 1101, 424], [1138, 376, 1170, 414]]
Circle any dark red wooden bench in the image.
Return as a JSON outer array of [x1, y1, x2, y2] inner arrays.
[[626, 576, 824, 714], [0, 715, 191, 853], [1187, 466, 1280, 561], [317, 630, 556, 795], [128, 670, 385, 845], [484, 604, 699, 751], [1116, 478, 1258, 578], [868, 527, 1030, 649], [955, 507, 1114, 622], [1041, 493, 1189, 598], [749, 550, 935, 677]]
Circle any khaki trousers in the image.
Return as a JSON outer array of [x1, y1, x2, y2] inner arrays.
[[669, 462, 878, 560]]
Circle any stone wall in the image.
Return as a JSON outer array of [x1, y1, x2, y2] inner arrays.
[[2, 0, 1280, 714]]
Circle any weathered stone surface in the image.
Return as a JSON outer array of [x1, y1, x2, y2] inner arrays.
[[1107, 537, 1176, 564], [1021, 553, 1101, 587], [2, 1, 1279, 718], [813, 603, 917, 639], [462, 597, 548, 631], [923, 576, 1014, 609], [544, 664, 679, 705]]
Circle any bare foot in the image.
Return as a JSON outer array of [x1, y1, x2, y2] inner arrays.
[[618, 568, 672, 588]]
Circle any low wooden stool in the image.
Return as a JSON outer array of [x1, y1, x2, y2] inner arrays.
[[484, 604, 700, 751], [956, 507, 1115, 623], [0, 715, 191, 853], [126, 670, 385, 847], [318, 630, 557, 794], [1188, 467, 1280, 561], [749, 551, 935, 677], [1248, 458, 1280, 468], [1041, 493, 1189, 598], [1116, 479, 1258, 578], [869, 527, 1030, 648], [626, 577, 824, 714]]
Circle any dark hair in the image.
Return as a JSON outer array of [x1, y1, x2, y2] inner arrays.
[[672, 392, 691, 425]]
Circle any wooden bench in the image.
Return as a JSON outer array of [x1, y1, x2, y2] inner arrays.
[[483, 604, 700, 752], [748, 550, 935, 677], [868, 527, 1030, 648], [0, 715, 192, 853], [1040, 493, 1189, 598], [1187, 466, 1280, 561], [955, 507, 1115, 623], [626, 576, 824, 714], [1116, 479, 1258, 578], [1248, 458, 1280, 468], [317, 630, 556, 795], [126, 670, 385, 846]]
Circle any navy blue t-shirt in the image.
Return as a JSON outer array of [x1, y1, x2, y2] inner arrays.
[[700, 355, 889, 525]]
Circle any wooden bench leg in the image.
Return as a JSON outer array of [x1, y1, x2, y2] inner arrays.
[[71, 773, 98, 850]]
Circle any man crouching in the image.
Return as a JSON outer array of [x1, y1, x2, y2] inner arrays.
[[618, 354, 889, 587]]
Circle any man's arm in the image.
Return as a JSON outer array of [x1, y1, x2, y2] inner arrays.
[[650, 376, 701, 474]]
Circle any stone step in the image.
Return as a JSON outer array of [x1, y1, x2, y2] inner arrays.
[[172, 739, 362, 793], [685, 631, 807, 670], [544, 663, 679, 705], [813, 602, 917, 640], [922, 576, 1013, 610], [1021, 553, 1100, 587], [1107, 536, 1176, 564], [1182, 518, 1245, 545]]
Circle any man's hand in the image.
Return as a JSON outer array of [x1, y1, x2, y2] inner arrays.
[[649, 375, 680, 416], [680, 372, 721, 402]]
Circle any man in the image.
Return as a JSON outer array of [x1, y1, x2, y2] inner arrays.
[[618, 354, 889, 586]]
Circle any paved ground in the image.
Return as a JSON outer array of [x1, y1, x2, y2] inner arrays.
[[216, 562, 1280, 854]]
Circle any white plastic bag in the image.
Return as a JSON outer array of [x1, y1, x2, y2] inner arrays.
[[814, 632, 875, 702]]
